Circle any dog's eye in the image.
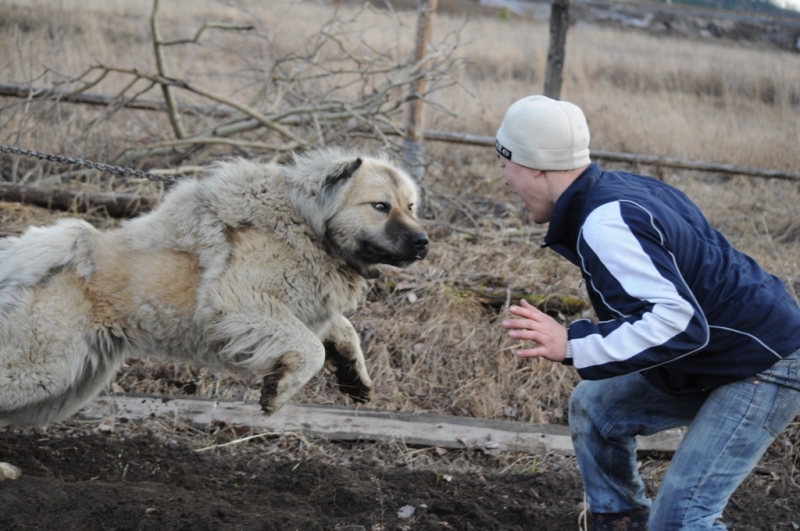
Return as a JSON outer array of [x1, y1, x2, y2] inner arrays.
[[408, 203, 414, 212], [372, 202, 390, 212]]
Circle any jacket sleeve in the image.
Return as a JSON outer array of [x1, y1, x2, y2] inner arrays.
[[565, 200, 709, 379]]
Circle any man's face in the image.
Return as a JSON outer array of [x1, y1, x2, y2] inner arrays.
[[498, 154, 554, 224]]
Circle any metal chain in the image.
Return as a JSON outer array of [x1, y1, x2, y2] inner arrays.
[[0, 144, 178, 184]]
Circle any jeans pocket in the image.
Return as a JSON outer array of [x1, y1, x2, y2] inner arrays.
[[763, 358, 800, 438]]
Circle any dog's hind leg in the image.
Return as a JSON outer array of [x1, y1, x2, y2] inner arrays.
[[0, 273, 125, 428], [323, 315, 373, 404], [0, 343, 122, 427]]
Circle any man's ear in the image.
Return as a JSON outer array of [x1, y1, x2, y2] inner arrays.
[[318, 158, 362, 204]]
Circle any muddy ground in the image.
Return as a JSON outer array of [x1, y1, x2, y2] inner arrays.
[[1, 418, 799, 531]]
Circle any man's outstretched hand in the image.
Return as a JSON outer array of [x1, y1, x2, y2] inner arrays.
[[502, 299, 568, 362]]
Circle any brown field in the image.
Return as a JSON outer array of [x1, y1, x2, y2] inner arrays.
[[1, 1, 799, 530]]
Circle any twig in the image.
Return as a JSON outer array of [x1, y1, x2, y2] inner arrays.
[[135, 137, 296, 153], [158, 22, 254, 46], [58, 68, 110, 100], [148, 165, 206, 177], [195, 431, 279, 453]]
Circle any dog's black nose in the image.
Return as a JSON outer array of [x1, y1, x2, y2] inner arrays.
[[413, 233, 429, 251]]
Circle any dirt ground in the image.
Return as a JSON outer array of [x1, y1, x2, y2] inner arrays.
[[2, 418, 799, 531]]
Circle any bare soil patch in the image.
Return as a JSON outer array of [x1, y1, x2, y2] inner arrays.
[[0, 422, 585, 531], [2, 419, 800, 531]]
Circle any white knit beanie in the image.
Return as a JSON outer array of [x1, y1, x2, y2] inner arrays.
[[495, 95, 591, 171]]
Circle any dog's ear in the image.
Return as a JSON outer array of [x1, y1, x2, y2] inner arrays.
[[318, 158, 362, 204]]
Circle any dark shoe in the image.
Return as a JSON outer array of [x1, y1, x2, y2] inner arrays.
[[589, 509, 650, 531]]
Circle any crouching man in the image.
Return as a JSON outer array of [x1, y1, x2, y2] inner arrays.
[[496, 95, 800, 530]]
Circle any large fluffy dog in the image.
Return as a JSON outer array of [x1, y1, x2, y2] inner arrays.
[[0, 148, 428, 429]]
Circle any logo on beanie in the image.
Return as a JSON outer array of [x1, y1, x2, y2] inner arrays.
[[495, 139, 512, 160]]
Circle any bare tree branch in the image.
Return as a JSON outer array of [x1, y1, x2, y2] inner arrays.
[[151, 0, 187, 139], [159, 22, 255, 46], [6, 3, 468, 177]]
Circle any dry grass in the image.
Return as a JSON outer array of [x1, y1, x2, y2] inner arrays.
[[0, 0, 799, 437]]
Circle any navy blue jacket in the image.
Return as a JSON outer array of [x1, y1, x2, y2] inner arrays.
[[545, 163, 800, 393]]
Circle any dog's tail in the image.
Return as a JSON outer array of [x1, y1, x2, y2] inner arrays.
[[0, 219, 96, 328]]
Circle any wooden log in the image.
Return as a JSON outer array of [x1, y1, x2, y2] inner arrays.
[[589, 149, 800, 181], [460, 287, 590, 314], [0, 83, 231, 117], [79, 395, 685, 455], [0, 183, 159, 218], [384, 127, 800, 182]]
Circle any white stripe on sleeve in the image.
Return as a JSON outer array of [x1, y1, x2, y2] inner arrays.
[[572, 201, 696, 370]]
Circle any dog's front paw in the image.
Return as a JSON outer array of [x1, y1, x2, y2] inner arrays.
[[259, 386, 277, 415], [324, 341, 373, 403], [259, 364, 286, 416], [333, 361, 373, 403], [0, 462, 22, 481]]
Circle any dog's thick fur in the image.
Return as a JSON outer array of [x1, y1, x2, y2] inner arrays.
[[0, 148, 428, 428]]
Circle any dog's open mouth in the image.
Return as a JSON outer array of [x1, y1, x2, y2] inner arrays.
[[360, 241, 424, 266]]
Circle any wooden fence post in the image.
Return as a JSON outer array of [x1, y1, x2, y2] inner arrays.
[[403, 0, 438, 209], [543, 0, 571, 100]]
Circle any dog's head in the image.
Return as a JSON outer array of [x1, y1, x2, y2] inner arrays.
[[285, 149, 429, 279]]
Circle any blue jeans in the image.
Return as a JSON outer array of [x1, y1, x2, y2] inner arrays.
[[569, 348, 800, 530]]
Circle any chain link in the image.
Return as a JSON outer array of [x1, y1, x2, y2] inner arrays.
[[0, 144, 178, 184]]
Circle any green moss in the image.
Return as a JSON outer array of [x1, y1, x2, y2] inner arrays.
[[519, 294, 590, 315]]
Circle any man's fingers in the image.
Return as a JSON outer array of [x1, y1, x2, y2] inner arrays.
[[502, 318, 537, 330], [506, 329, 544, 343], [508, 303, 544, 320], [516, 346, 547, 358]]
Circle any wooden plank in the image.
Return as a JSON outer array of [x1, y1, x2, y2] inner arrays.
[[78, 395, 684, 455]]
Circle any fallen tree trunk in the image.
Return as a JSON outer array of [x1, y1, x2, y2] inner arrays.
[[0, 183, 159, 218], [460, 287, 590, 314]]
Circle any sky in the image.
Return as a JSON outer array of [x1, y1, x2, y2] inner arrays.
[[774, 0, 800, 12]]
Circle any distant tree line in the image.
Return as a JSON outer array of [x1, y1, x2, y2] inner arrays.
[[652, 0, 800, 17]]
